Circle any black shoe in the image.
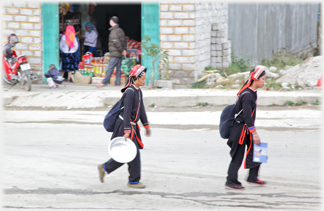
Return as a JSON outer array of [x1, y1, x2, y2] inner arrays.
[[247, 180, 266, 185], [225, 184, 245, 190]]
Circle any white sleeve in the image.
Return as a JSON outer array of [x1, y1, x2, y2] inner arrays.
[[59, 35, 66, 52], [69, 38, 79, 53], [84, 31, 98, 44]]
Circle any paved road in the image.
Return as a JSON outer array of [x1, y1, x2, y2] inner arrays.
[[2, 108, 322, 210]]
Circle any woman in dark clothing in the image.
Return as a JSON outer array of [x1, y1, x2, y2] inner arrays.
[[98, 64, 151, 189], [225, 67, 266, 190]]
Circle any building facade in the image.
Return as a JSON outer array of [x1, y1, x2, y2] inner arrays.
[[2, 2, 319, 88]]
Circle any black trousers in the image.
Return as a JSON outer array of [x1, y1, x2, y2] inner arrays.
[[103, 146, 141, 183], [226, 141, 260, 186]]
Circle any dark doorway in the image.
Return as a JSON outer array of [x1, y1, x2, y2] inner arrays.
[[92, 3, 142, 54]]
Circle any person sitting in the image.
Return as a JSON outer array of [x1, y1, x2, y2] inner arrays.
[[44, 64, 65, 89]]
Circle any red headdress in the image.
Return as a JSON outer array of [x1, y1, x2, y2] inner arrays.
[[237, 67, 266, 96], [121, 65, 147, 93]]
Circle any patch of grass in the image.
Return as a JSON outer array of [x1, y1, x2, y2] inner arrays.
[[196, 102, 209, 107], [150, 103, 156, 107], [261, 49, 303, 71], [295, 99, 307, 106], [284, 99, 308, 106], [191, 81, 207, 89], [284, 100, 295, 106], [312, 99, 321, 105]]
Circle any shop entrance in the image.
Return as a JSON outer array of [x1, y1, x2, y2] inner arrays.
[[42, 2, 159, 85]]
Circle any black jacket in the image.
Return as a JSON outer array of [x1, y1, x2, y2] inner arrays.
[[44, 67, 64, 84], [108, 25, 127, 58]]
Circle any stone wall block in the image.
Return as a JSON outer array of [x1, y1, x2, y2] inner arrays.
[[169, 4, 182, 11], [20, 9, 33, 15], [174, 12, 189, 19], [168, 20, 182, 26], [183, 20, 195, 26], [27, 2, 40, 8], [168, 49, 182, 56], [28, 16, 40, 22], [30, 30, 41, 37], [216, 38, 226, 43], [160, 27, 173, 34], [6, 8, 19, 14], [3, 2, 12, 7], [21, 51, 34, 56], [174, 42, 189, 49], [160, 4, 169, 11], [160, 20, 167, 26], [182, 64, 195, 71], [174, 71, 189, 77], [169, 63, 181, 70], [183, 4, 195, 11], [29, 45, 41, 50], [182, 50, 195, 56], [222, 41, 230, 49], [15, 43, 28, 49], [3, 15, 13, 21], [14, 2, 27, 7], [34, 9, 40, 15], [161, 12, 173, 19], [21, 23, 33, 29], [21, 37, 33, 43], [28, 58, 41, 64], [7, 22, 20, 29], [216, 31, 225, 38], [175, 27, 189, 34], [15, 16, 28, 22], [168, 35, 182, 41], [161, 42, 173, 48], [182, 77, 196, 84], [183, 35, 195, 41]]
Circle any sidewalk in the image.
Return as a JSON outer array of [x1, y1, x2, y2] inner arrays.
[[2, 83, 322, 109]]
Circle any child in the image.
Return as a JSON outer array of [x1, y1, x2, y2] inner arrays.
[[225, 67, 266, 190], [97, 65, 151, 189], [44, 64, 65, 89]]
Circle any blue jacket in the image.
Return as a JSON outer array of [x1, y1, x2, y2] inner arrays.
[[44, 67, 64, 84]]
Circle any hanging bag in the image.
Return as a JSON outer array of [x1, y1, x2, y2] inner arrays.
[[103, 99, 124, 132], [219, 91, 249, 139]]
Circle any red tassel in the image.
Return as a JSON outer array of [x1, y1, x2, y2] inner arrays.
[[316, 74, 322, 87]]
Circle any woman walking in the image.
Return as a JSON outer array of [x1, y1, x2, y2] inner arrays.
[[59, 25, 79, 82], [98, 64, 151, 189], [225, 67, 266, 190]]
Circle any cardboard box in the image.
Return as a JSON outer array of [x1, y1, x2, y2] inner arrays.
[[110, 74, 128, 86], [91, 77, 105, 84], [71, 71, 92, 84]]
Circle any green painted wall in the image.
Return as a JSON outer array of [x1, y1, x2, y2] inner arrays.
[[41, 3, 60, 83], [141, 2, 160, 85]]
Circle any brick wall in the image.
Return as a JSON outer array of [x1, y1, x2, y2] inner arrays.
[[160, 2, 231, 88], [2, 2, 42, 74], [160, 3, 196, 88]]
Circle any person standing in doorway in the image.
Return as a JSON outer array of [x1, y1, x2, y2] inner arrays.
[[74, 24, 82, 64], [97, 16, 127, 88], [225, 67, 267, 190], [97, 65, 151, 188], [59, 25, 79, 82], [82, 22, 98, 56]]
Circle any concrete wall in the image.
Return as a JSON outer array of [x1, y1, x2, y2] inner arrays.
[[160, 2, 230, 88], [228, 3, 319, 66], [2, 2, 42, 72]]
